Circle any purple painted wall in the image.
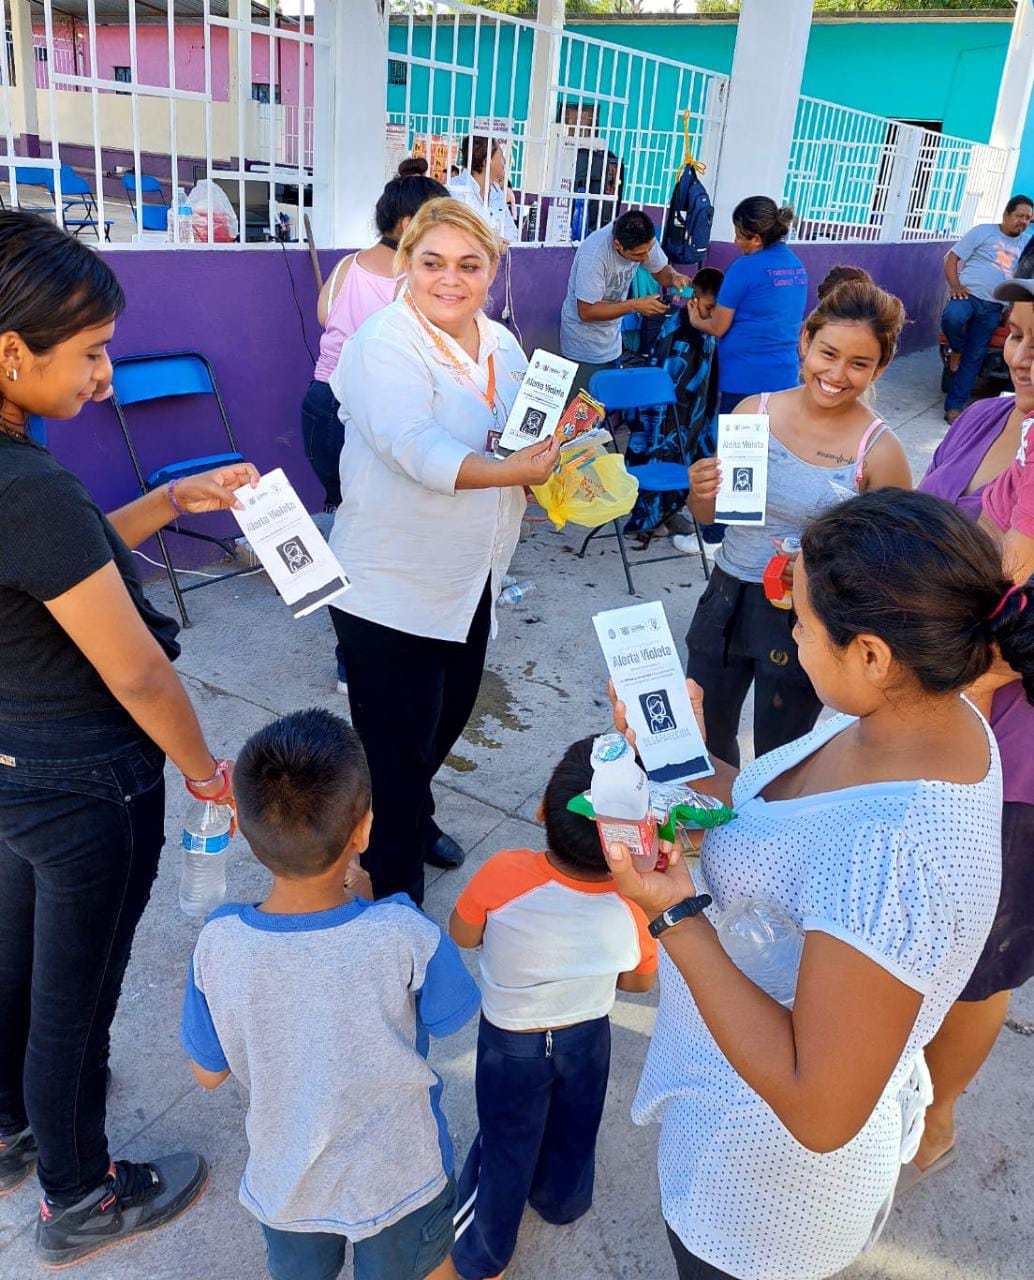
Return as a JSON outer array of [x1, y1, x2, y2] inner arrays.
[[49, 236, 948, 574]]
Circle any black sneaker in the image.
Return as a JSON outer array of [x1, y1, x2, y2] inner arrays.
[[0, 1127, 37, 1196], [35, 1153, 208, 1268]]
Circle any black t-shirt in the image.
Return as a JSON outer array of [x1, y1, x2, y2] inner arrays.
[[0, 435, 181, 722]]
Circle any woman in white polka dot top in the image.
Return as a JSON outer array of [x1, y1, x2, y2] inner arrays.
[[606, 489, 1034, 1280]]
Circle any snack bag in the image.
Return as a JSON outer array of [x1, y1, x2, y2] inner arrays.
[[555, 391, 606, 445]]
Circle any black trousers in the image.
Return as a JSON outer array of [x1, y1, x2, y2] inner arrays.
[[0, 710, 166, 1203], [330, 583, 492, 905], [300, 378, 343, 510], [685, 565, 822, 767], [666, 1225, 737, 1279]]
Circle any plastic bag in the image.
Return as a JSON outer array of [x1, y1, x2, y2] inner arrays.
[[714, 898, 803, 1007], [186, 180, 239, 244], [567, 781, 734, 842], [530, 433, 638, 530]]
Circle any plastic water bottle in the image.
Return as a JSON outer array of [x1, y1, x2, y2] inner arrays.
[[179, 799, 232, 917], [497, 579, 536, 606], [167, 187, 195, 245], [589, 734, 658, 872]]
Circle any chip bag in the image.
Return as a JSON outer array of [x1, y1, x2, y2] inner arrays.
[[530, 432, 638, 530]]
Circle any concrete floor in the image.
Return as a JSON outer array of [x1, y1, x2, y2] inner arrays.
[[1, 348, 1031, 1280]]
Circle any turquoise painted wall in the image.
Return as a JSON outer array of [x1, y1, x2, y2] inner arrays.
[[568, 19, 1011, 143]]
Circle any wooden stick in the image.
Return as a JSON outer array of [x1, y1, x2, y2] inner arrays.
[[303, 214, 323, 291]]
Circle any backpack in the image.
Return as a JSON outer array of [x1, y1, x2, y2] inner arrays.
[[660, 116, 713, 266]]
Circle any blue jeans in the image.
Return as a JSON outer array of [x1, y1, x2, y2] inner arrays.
[[452, 1016, 610, 1280], [261, 1176, 457, 1280], [0, 709, 166, 1202], [942, 295, 1003, 411]]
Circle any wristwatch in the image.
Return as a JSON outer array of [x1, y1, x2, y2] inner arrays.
[[648, 894, 713, 939]]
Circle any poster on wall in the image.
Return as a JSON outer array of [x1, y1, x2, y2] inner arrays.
[[385, 124, 410, 178]]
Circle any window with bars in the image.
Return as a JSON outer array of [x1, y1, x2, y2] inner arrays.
[[388, 59, 407, 87], [251, 82, 282, 105]]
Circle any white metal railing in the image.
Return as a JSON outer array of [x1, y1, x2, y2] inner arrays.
[[1, 1, 324, 249], [786, 95, 1010, 245], [387, 0, 729, 246], [257, 103, 314, 170]]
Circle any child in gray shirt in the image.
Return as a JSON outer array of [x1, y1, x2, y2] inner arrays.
[[180, 708, 479, 1280]]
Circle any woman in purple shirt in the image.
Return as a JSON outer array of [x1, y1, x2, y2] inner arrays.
[[910, 258, 1034, 1188]]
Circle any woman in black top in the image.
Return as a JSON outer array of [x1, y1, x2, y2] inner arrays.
[[0, 212, 257, 1266]]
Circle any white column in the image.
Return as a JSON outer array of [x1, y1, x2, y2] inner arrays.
[[312, 0, 387, 248], [989, 0, 1034, 205], [10, 0, 39, 147], [710, 0, 814, 237], [522, 0, 564, 194]]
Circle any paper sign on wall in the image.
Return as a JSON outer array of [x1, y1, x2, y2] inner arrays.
[[497, 349, 579, 453], [715, 414, 770, 526], [593, 601, 713, 784], [232, 469, 350, 619]]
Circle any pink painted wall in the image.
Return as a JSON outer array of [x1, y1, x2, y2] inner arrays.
[[32, 21, 313, 106]]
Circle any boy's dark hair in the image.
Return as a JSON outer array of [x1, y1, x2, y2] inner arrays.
[[1005, 193, 1033, 216], [234, 708, 372, 879], [691, 266, 724, 296], [816, 264, 873, 301], [613, 209, 656, 252], [543, 736, 609, 874]]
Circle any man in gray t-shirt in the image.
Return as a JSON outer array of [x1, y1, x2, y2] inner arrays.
[[942, 193, 1033, 422], [560, 210, 689, 394]]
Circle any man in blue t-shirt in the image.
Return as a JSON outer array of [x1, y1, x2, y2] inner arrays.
[[942, 193, 1033, 424]]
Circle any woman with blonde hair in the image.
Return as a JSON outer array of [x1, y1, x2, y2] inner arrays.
[[328, 198, 557, 904]]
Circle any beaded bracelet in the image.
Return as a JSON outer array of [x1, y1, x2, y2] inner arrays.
[[167, 478, 186, 518]]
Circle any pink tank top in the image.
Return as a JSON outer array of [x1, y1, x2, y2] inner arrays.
[[313, 255, 400, 383]]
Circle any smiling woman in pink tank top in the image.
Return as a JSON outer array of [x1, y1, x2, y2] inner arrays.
[[301, 159, 447, 514]]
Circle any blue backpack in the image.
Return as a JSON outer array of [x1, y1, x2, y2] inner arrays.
[[661, 123, 713, 266]]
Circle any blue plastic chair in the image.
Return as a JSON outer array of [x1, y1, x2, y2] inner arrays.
[[122, 173, 169, 233], [11, 164, 111, 240], [27, 415, 46, 446], [579, 366, 710, 594], [109, 351, 247, 626]]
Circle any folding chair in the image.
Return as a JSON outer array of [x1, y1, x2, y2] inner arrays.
[[577, 365, 710, 595], [122, 173, 169, 233], [12, 165, 112, 240], [110, 351, 250, 627]]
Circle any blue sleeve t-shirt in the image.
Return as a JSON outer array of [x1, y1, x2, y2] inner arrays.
[[179, 895, 480, 1240], [716, 242, 808, 396]]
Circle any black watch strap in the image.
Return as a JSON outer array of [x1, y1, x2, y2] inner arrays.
[[648, 894, 713, 938]]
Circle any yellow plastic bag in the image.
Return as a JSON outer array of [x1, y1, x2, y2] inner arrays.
[[530, 440, 639, 531]]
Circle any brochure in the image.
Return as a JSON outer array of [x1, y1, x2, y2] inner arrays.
[[593, 601, 713, 783], [231, 469, 350, 619], [497, 348, 579, 452], [714, 414, 770, 525]]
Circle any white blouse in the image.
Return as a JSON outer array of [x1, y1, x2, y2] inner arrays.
[[634, 708, 1002, 1280], [328, 297, 528, 642], [447, 170, 520, 244]]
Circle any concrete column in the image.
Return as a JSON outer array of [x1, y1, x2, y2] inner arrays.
[[710, 0, 814, 237], [522, 0, 564, 194], [312, 0, 386, 248], [10, 0, 40, 154], [989, 0, 1034, 205]]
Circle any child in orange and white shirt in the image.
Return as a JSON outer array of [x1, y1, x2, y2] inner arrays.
[[449, 736, 657, 1280]]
